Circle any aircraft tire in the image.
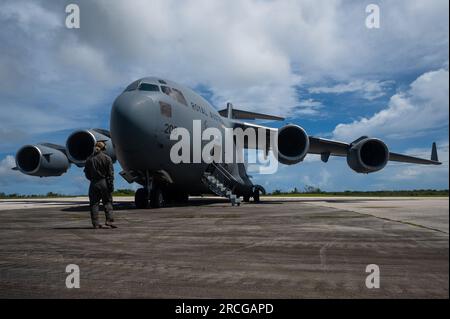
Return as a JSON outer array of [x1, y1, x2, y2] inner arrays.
[[253, 190, 260, 203], [135, 188, 149, 209], [150, 187, 165, 208], [176, 192, 189, 203]]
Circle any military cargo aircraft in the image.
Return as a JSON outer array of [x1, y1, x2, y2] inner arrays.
[[13, 77, 441, 208]]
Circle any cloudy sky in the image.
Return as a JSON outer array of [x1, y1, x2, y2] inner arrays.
[[0, 0, 448, 195]]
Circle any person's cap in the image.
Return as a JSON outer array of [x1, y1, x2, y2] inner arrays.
[[95, 141, 106, 150]]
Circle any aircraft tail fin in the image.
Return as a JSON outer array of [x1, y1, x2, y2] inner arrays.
[[218, 103, 284, 121], [431, 142, 439, 162]]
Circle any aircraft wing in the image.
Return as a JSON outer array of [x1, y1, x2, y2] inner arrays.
[[219, 103, 284, 121], [388, 150, 441, 165], [219, 108, 285, 121], [308, 137, 441, 165], [227, 119, 277, 150], [228, 120, 441, 166]]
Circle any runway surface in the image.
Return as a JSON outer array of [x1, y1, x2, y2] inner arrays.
[[0, 197, 448, 298]]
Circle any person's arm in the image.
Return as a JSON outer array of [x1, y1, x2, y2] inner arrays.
[[83, 161, 92, 181], [108, 157, 114, 181], [106, 156, 114, 192]]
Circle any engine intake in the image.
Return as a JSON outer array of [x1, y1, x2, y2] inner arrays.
[[66, 129, 116, 166], [347, 137, 389, 173], [277, 124, 310, 165], [15, 144, 70, 177]]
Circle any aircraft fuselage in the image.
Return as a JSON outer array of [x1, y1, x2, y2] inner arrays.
[[110, 77, 247, 194]]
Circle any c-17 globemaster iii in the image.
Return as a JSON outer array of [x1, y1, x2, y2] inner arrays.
[[13, 77, 441, 208]]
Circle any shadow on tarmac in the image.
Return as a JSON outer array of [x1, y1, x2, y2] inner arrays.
[[60, 198, 291, 212]]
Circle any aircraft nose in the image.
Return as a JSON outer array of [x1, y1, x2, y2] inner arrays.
[[110, 92, 157, 166]]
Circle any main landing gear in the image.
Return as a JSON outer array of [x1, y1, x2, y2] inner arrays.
[[135, 185, 166, 209], [253, 189, 260, 203], [135, 188, 149, 209], [135, 173, 167, 209], [134, 174, 189, 209], [241, 186, 263, 203], [252, 185, 265, 203], [150, 187, 165, 208]]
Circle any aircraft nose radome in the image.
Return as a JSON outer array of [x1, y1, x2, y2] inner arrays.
[[110, 93, 156, 155], [111, 93, 152, 123]]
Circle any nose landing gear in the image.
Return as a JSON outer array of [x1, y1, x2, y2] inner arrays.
[[134, 185, 167, 209], [135, 188, 149, 209], [135, 171, 185, 209], [150, 187, 165, 208]]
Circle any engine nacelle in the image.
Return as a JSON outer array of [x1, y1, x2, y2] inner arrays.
[[66, 129, 116, 166], [15, 144, 70, 177], [347, 137, 389, 173], [277, 124, 310, 165]]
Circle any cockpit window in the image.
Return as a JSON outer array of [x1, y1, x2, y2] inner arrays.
[[161, 86, 188, 106], [138, 83, 160, 92], [123, 80, 140, 92], [161, 86, 172, 95], [172, 88, 188, 106]]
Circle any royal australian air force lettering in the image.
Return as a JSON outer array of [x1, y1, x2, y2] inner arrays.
[[163, 99, 223, 138], [191, 101, 222, 123]]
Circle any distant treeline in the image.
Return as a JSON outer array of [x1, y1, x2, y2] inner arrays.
[[0, 188, 448, 199], [0, 192, 74, 199], [269, 186, 449, 197], [0, 189, 136, 199], [112, 189, 136, 196]]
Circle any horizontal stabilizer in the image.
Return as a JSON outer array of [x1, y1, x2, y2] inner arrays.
[[218, 103, 284, 121]]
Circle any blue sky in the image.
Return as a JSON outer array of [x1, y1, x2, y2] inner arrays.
[[0, 0, 448, 195]]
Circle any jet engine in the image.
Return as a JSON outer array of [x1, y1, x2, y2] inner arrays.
[[15, 144, 70, 177], [347, 137, 389, 173], [66, 129, 116, 166], [277, 124, 310, 165]]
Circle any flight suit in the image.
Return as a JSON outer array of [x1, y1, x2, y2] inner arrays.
[[84, 150, 114, 227]]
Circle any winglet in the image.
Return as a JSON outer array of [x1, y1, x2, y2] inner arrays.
[[431, 142, 439, 162]]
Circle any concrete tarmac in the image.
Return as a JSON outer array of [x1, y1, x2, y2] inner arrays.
[[0, 197, 448, 298]]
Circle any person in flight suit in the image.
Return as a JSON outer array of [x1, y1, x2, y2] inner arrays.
[[84, 141, 117, 229]]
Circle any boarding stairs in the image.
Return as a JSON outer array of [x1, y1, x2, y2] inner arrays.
[[202, 162, 242, 206]]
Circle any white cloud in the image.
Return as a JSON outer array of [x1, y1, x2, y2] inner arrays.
[[382, 141, 449, 183], [58, 38, 117, 85], [309, 80, 393, 100], [0, 155, 33, 186], [0, 1, 60, 33], [0, 104, 80, 136], [4, 0, 443, 116], [333, 68, 449, 141], [0, 0, 448, 123], [294, 99, 324, 116]]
